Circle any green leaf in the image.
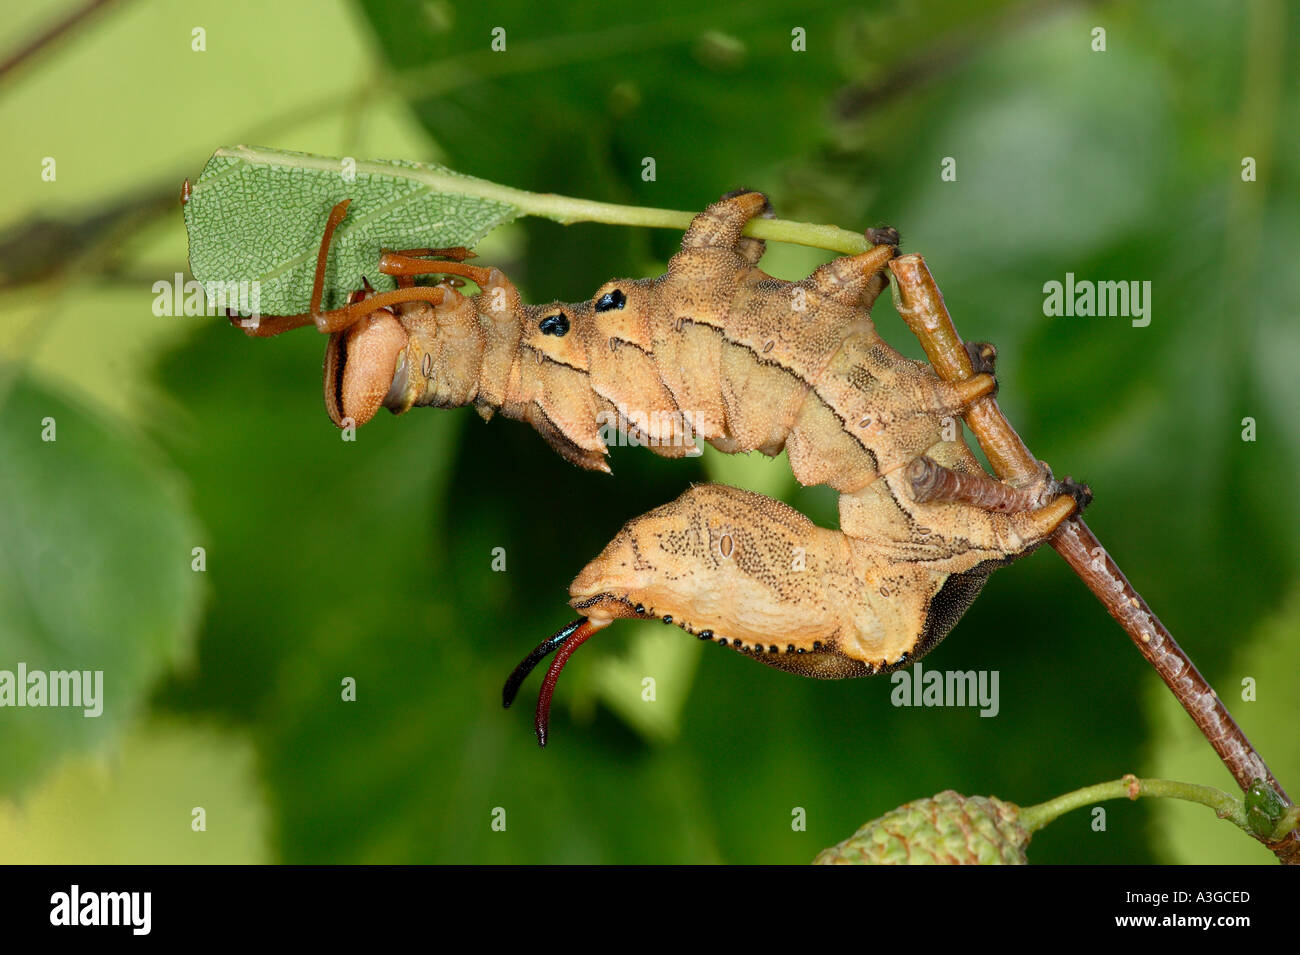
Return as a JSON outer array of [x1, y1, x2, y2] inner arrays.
[[1146, 587, 1300, 863], [182, 145, 867, 320], [184, 146, 522, 314], [584, 623, 703, 745], [0, 720, 268, 864], [0, 369, 204, 795]]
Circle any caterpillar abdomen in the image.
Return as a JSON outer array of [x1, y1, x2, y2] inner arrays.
[[311, 190, 1076, 689]]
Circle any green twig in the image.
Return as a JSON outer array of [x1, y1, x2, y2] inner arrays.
[[1274, 807, 1300, 842], [1018, 774, 1250, 835]]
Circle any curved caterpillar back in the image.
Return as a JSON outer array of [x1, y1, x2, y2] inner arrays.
[[239, 191, 1081, 745]]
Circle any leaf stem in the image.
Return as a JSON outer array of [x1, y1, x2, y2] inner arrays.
[[1018, 775, 1249, 835], [204, 146, 871, 256]]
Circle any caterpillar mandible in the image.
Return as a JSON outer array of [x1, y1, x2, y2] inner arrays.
[[233, 190, 1088, 746]]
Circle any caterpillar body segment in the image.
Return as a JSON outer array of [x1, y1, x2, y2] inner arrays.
[[238, 191, 1082, 745], [569, 477, 1075, 681], [569, 482, 963, 680]]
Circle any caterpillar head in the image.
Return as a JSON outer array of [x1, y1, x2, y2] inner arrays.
[[322, 277, 501, 428], [323, 306, 409, 428]]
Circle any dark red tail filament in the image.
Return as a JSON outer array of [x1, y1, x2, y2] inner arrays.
[[502, 618, 586, 710], [534, 619, 597, 748], [502, 617, 601, 747]]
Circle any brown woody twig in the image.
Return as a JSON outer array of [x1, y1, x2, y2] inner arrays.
[[0, 0, 125, 87], [889, 253, 1298, 865]]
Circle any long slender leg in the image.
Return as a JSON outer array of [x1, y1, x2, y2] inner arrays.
[[386, 245, 477, 261], [309, 199, 352, 315], [231, 199, 352, 336], [379, 249, 475, 289], [237, 284, 449, 337], [233, 199, 450, 338], [378, 251, 496, 287]]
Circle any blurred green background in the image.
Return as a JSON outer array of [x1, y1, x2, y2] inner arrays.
[[1, 0, 1296, 864]]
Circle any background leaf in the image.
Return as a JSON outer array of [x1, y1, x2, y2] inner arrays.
[[1146, 587, 1300, 863], [0, 720, 268, 864], [0, 370, 203, 795]]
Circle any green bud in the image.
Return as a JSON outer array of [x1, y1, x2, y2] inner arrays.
[[814, 790, 1030, 865], [1245, 780, 1286, 838]]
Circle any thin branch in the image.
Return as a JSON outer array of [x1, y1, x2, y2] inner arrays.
[[1018, 774, 1250, 835], [835, 0, 1099, 119], [888, 253, 1299, 865], [0, 0, 124, 87]]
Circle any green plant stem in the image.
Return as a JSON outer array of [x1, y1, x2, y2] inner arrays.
[[1275, 807, 1300, 842], [1018, 776, 1250, 835], [206, 146, 872, 256]]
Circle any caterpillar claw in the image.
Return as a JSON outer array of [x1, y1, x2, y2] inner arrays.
[[866, 226, 901, 247]]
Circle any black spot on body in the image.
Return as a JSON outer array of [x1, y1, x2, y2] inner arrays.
[[540, 312, 570, 336], [595, 289, 626, 312]]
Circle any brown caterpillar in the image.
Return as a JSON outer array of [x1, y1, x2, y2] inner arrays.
[[233, 190, 1085, 746]]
